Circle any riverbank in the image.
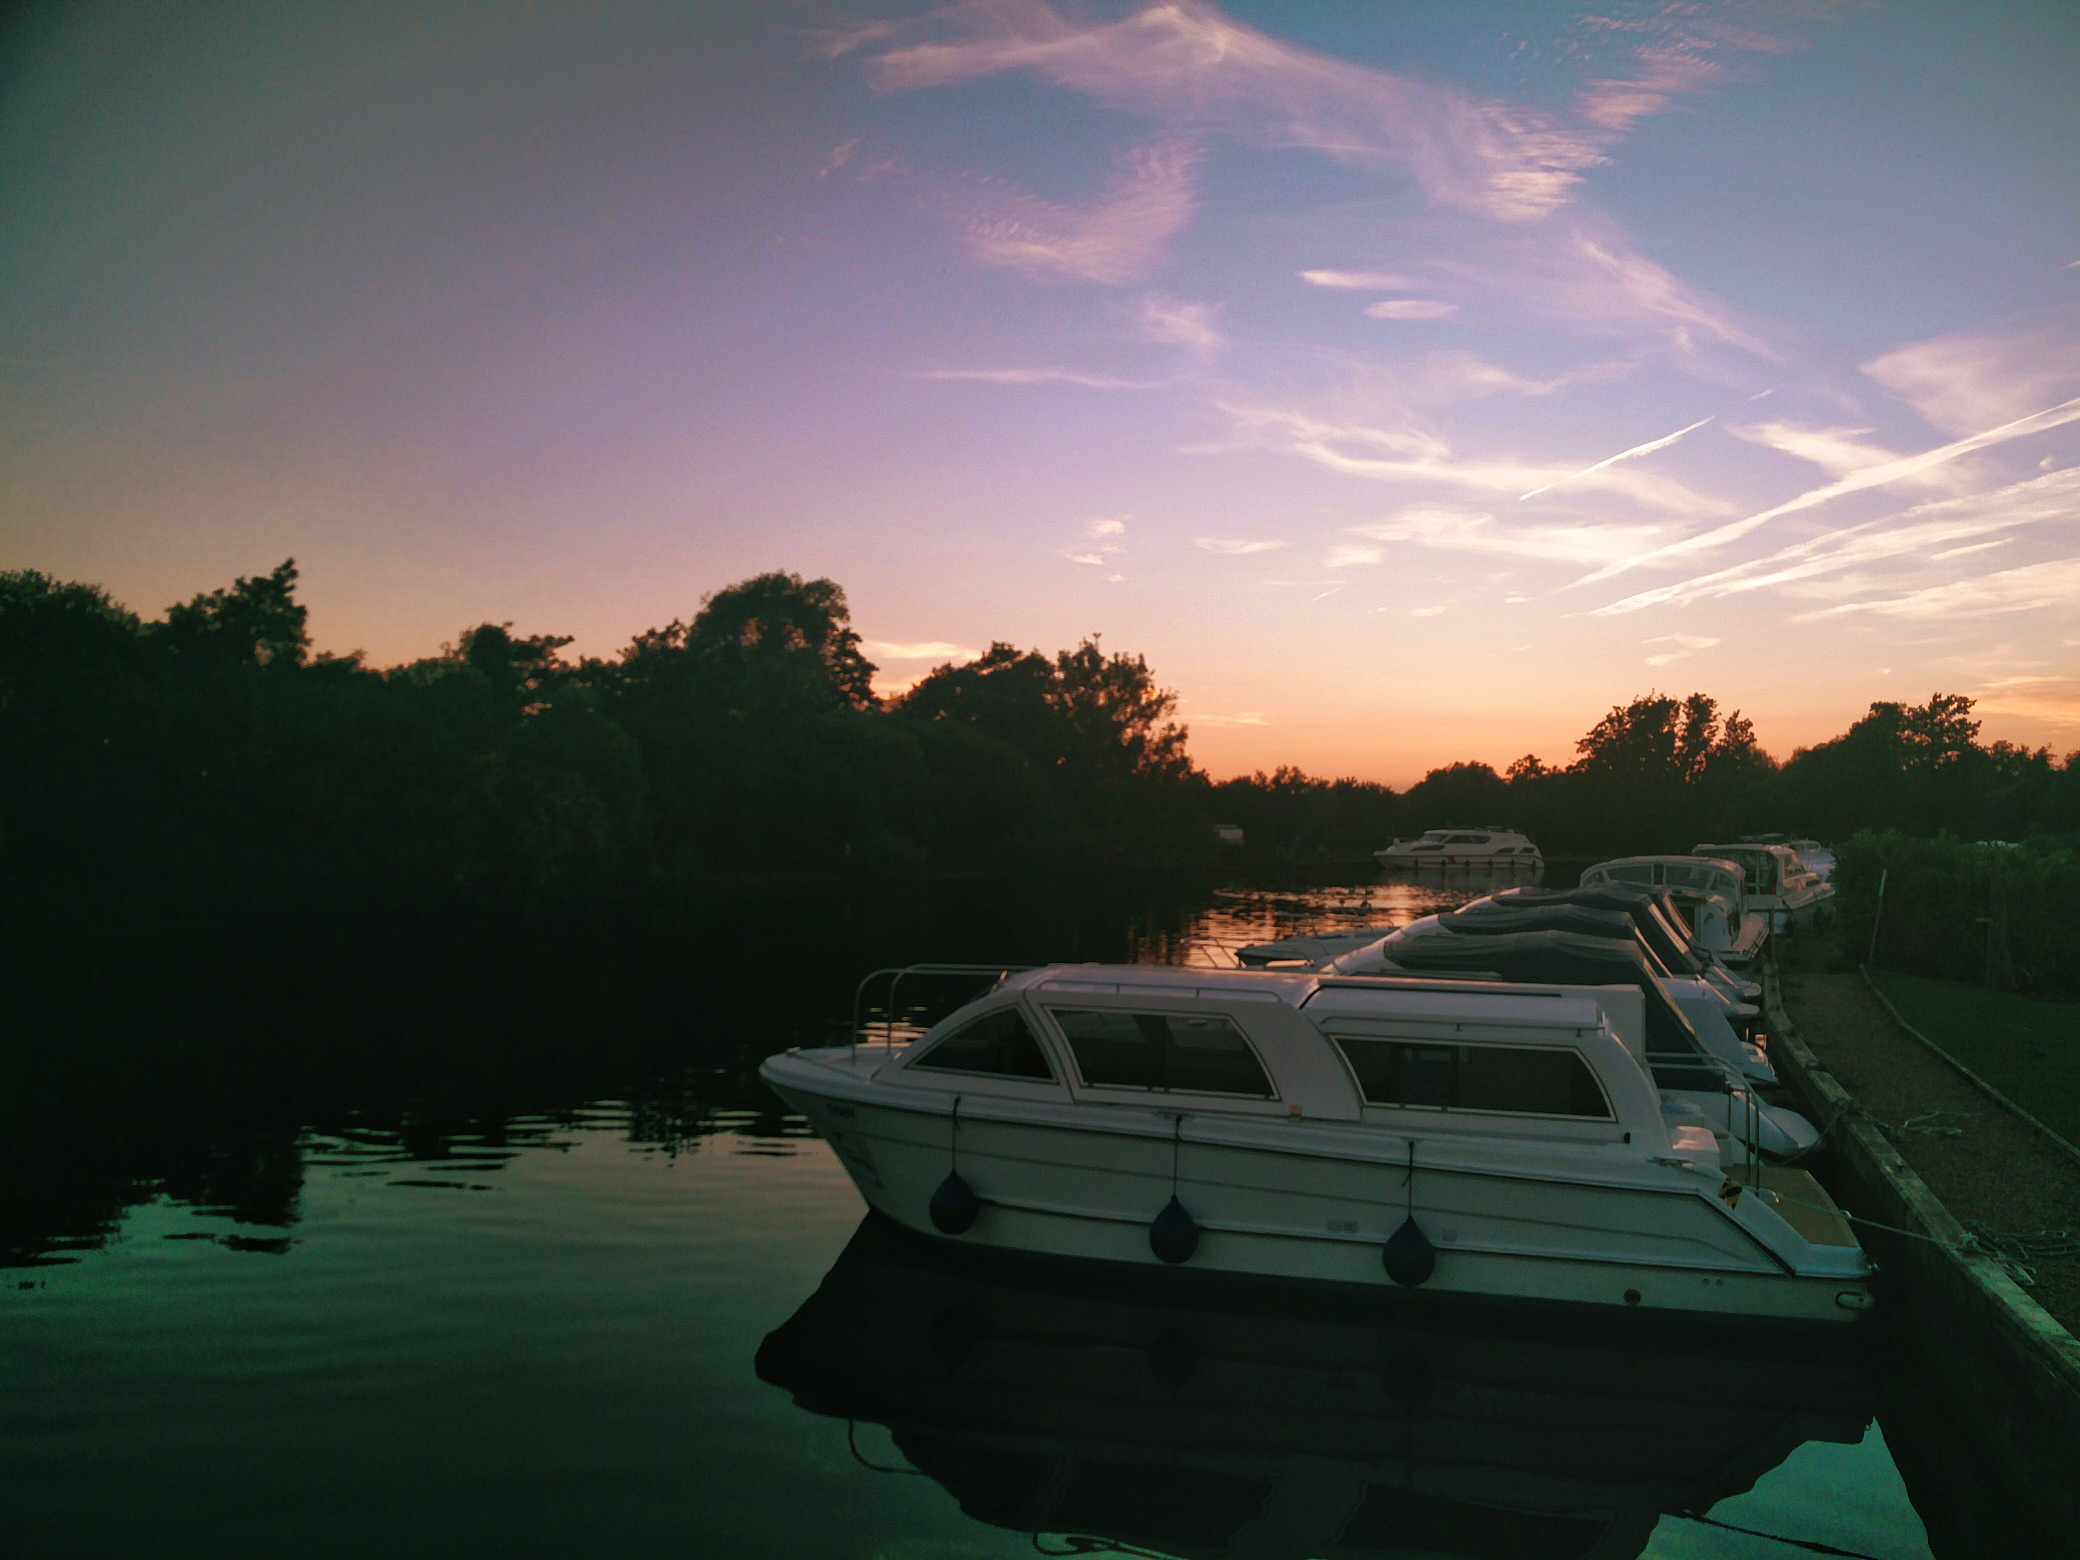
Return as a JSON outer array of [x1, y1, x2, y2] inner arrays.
[[1865, 970, 2080, 1147], [1779, 968, 2080, 1328], [1772, 962, 2080, 1548]]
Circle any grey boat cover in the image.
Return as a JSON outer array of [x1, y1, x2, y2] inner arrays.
[[1360, 929, 1726, 1091], [1434, 903, 1670, 974], [1483, 885, 1708, 976]]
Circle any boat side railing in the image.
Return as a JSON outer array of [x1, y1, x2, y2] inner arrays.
[[849, 964, 1038, 1063]]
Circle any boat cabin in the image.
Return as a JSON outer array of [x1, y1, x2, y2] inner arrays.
[[878, 965, 1666, 1146], [1581, 856, 1746, 911], [1694, 842, 1813, 899], [1381, 827, 1540, 858]]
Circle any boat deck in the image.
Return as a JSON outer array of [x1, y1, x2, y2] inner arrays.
[[1754, 1165, 1857, 1247]]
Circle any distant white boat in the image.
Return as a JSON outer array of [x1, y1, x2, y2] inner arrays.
[[1694, 842, 1836, 932], [1579, 855, 1770, 967], [761, 963, 1870, 1323], [1375, 827, 1542, 871], [1741, 834, 1837, 884]]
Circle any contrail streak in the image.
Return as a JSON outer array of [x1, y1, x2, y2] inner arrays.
[[1571, 392, 2080, 588], [1518, 417, 1713, 501]]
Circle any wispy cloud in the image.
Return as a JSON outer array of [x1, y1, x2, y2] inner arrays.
[[1726, 420, 1904, 478], [1299, 269, 1414, 290], [1364, 298, 1459, 321], [1574, 394, 2080, 587], [1642, 632, 1719, 667], [1324, 543, 1384, 568], [1976, 675, 2080, 727], [1215, 398, 1727, 513], [1864, 310, 2080, 436], [1064, 514, 1129, 566], [1189, 710, 1271, 727], [1929, 539, 2012, 562], [857, 0, 1603, 222], [1518, 415, 1712, 501], [913, 366, 1167, 388], [1407, 350, 1632, 403], [1420, 215, 1775, 356], [862, 639, 981, 662], [842, 3, 1779, 359], [1137, 293, 1223, 358], [1194, 536, 1285, 554], [1564, 2, 1858, 135], [1793, 555, 2080, 621], [1349, 507, 1667, 565], [962, 137, 1201, 283]]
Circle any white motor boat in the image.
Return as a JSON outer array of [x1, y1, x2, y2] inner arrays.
[[1375, 827, 1542, 871], [1580, 856, 1770, 967], [1315, 926, 1814, 1158], [1739, 834, 1838, 884], [1458, 885, 1762, 1012], [1372, 912, 1776, 1086], [761, 964, 1870, 1323], [1694, 843, 1836, 932]]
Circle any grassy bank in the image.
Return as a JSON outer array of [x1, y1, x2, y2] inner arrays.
[[1866, 971, 2080, 1146]]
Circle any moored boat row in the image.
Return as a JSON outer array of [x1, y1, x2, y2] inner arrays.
[[762, 830, 1862, 1325]]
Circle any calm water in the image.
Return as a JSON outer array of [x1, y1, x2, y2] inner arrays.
[[0, 874, 2015, 1557]]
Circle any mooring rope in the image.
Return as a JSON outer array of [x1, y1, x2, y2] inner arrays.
[[1677, 1511, 1893, 1559]]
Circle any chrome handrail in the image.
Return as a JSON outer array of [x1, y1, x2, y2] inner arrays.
[[849, 963, 1038, 1062]]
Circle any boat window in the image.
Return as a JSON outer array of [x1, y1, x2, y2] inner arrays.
[[1605, 864, 1654, 883], [1050, 1009, 1275, 1098], [1444, 833, 1483, 844], [910, 1007, 1056, 1080], [1331, 1038, 1612, 1119]]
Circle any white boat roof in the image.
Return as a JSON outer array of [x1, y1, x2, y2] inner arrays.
[[1589, 853, 1739, 870], [1004, 963, 1608, 1034], [1697, 840, 1803, 862]]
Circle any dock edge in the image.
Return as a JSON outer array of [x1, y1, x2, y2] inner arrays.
[[1765, 963, 2080, 1542]]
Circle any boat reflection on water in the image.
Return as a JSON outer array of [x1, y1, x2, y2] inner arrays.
[[757, 1215, 1875, 1560]]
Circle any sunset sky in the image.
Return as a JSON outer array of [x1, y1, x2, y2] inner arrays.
[[5, 0, 2078, 784]]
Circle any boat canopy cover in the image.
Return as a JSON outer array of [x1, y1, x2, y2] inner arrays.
[[1485, 886, 1706, 975], [1364, 929, 1720, 1086], [1434, 903, 1668, 973]]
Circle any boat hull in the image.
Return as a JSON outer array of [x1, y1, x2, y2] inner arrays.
[[764, 1061, 1868, 1326], [1375, 850, 1543, 871]]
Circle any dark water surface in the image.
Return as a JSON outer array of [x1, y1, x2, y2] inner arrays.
[[0, 875, 2020, 1557]]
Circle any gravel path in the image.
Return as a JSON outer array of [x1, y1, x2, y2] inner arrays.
[[1781, 971, 2080, 1332]]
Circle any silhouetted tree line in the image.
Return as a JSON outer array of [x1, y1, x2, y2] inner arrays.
[[5, 561, 2076, 919], [1214, 691, 2080, 861], [0, 562, 1208, 916]]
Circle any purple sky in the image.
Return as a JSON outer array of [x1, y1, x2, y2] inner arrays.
[[5, 0, 2078, 783]]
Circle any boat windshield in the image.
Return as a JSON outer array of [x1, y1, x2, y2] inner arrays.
[[909, 1008, 1057, 1080]]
